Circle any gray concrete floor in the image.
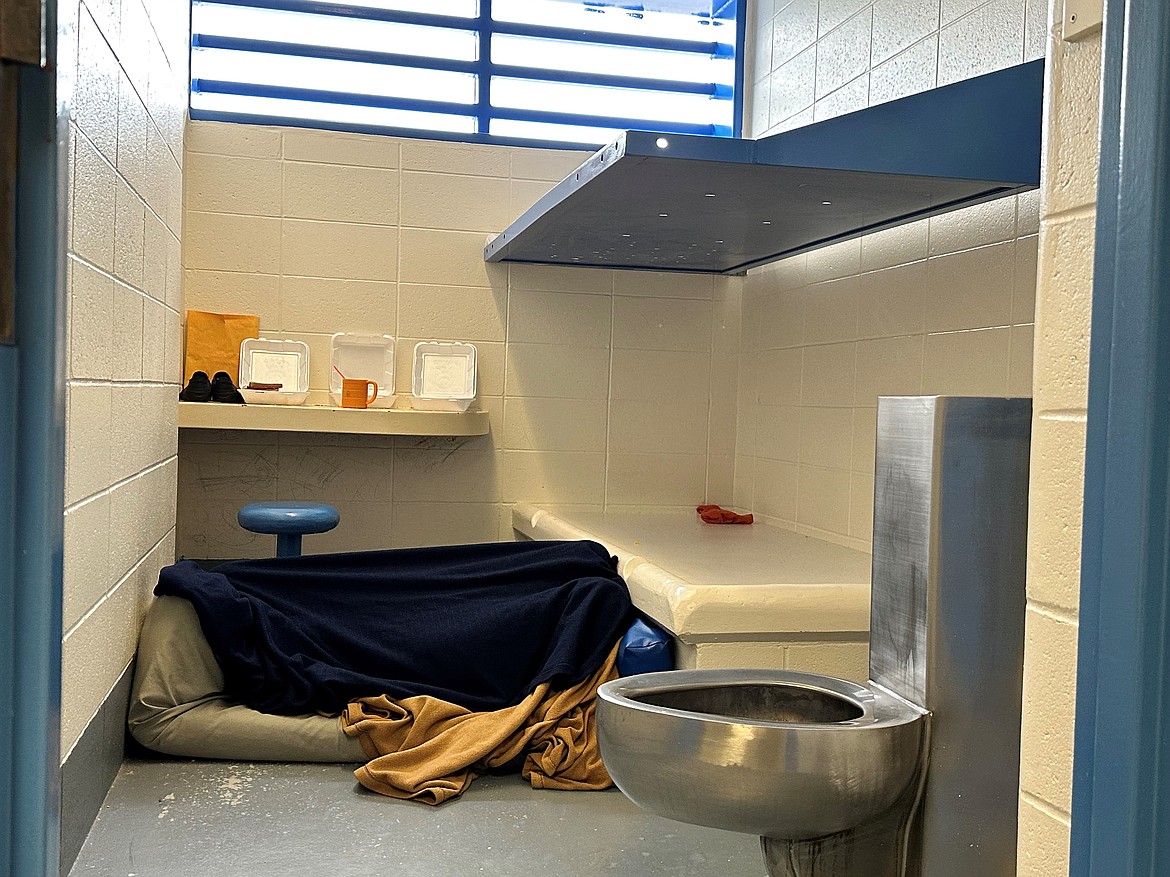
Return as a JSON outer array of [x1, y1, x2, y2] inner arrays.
[[70, 756, 766, 876]]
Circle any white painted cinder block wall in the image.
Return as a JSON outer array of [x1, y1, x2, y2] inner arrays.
[[738, 0, 1046, 552], [178, 125, 741, 558], [57, 0, 188, 758], [1016, 1, 1100, 872]]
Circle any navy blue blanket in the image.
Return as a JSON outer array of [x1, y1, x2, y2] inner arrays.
[[155, 540, 632, 716]]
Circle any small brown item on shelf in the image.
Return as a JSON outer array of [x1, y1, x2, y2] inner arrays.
[[246, 382, 283, 391]]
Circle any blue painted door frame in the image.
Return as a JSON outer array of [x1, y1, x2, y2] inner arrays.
[[0, 0, 67, 873], [1071, 0, 1170, 873]]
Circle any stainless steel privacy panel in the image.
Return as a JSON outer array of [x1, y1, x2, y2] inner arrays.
[[870, 396, 1031, 877], [870, 396, 935, 704]]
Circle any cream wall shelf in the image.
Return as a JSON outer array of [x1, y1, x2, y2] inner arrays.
[[178, 401, 490, 436]]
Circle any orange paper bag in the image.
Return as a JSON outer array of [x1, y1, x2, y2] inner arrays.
[[183, 310, 260, 384]]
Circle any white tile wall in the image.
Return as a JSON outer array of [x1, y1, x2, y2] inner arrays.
[[180, 123, 744, 557], [59, 0, 186, 759], [871, 0, 939, 66], [751, 0, 1041, 133], [740, 0, 1041, 550]]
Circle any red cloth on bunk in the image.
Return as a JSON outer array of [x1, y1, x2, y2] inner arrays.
[[696, 504, 754, 525]]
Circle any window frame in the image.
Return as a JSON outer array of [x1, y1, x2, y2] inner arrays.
[[188, 0, 746, 151]]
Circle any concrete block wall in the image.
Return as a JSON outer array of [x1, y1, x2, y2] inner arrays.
[[1016, 1, 1101, 872], [178, 122, 741, 558], [750, 0, 1047, 134], [57, 0, 187, 758], [737, 0, 1044, 550]]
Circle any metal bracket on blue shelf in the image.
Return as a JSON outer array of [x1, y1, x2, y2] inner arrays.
[[483, 59, 1044, 275]]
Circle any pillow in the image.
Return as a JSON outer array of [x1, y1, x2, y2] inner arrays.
[[617, 617, 674, 676]]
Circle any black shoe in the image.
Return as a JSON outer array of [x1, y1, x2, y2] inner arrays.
[[179, 371, 212, 402], [211, 371, 246, 404]]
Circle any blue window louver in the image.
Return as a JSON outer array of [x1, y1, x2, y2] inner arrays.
[[188, 0, 743, 149]]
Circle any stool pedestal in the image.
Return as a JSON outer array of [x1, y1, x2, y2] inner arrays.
[[275, 532, 306, 558]]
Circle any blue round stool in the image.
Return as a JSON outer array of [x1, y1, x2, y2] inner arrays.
[[237, 502, 340, 557]]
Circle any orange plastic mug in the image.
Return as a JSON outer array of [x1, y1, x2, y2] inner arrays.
[[341, 378, 378, 409]]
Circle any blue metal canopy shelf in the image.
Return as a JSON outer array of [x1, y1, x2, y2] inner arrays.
[[484, 59, 1044, 275]]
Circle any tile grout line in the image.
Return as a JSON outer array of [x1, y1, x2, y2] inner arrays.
[[58, 653, 135, 766], [1026, 599, 1079, 626], [64, 453, 178, 515], [63, 525, 176, 642], [1040, 202, 1097, 224], [1019, 789, 1073, 825]]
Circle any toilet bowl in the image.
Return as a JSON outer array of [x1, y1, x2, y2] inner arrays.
[[597, 669, 926, 841]]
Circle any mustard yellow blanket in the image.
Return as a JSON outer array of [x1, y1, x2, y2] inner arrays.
[[341, 643, 620, 804]]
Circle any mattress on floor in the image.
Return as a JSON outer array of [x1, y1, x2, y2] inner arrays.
[[130, 590, 623, 802], [155, 539, 634, 716]]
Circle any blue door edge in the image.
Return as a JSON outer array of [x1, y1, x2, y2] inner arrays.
[[1071, 0, 1170, 874], [5, 0, 68, 873]]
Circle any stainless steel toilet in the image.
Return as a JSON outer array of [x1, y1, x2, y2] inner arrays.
[[599, 669, 926, 840], [596, 397, 1032, 877]]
